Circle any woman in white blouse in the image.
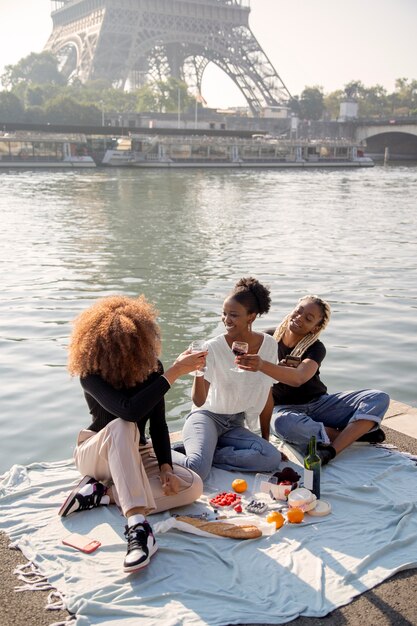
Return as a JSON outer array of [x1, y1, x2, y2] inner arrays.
[[172, 277, 282, 480]]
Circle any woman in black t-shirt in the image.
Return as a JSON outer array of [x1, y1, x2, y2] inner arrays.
[[236, 295, 390, 465]]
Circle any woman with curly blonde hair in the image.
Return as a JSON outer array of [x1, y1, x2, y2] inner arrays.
[[237, 295, 389, 465], [60, 295, 205, 574]]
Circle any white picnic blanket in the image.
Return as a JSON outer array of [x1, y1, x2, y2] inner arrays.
[[1, 443, 417, 626]]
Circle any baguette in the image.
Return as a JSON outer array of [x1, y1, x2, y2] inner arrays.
[[176, 516, 262, 540]]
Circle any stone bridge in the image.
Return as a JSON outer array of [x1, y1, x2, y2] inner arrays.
[[354, 118, 417, 159]]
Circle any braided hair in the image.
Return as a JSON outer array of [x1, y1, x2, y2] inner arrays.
[[273, 295, 331, 358]]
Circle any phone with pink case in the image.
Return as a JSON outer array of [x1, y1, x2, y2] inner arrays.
[[62, 532, 101, 553]]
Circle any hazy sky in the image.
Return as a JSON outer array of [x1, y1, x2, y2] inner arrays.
[[1, 0, 416, 107]]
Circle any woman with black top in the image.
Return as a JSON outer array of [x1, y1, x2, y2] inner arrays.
[[236, 295, 390, 465], [59, 295, 204, 574]]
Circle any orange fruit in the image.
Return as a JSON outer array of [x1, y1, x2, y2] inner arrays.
[[231, 478, 248, 494], [266, 511, 285, 529], [287, 507, 304, 524]]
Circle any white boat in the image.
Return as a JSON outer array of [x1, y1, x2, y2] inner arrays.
[[101, 135, 374, 169], [0, 132, 96, 168]]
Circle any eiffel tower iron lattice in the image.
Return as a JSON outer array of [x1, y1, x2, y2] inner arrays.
[[45, 0, 292, 114]]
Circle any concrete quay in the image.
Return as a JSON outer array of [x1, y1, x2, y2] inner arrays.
[[382, 398, 417, 439]]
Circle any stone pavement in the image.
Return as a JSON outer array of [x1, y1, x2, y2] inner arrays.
[[383, 398, 417, 439]]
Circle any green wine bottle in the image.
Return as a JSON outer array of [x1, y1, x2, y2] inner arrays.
[[304, 435, 321, 499]]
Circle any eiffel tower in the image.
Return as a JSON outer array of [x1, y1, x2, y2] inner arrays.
[[45, 0, 292, 114]]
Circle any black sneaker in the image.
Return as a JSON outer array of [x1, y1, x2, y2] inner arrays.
[[58, 476, 108, 517], [123, 521, 158, 573], [357, 428, 386, 444]]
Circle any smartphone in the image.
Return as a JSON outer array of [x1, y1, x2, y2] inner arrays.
[[284, 355, 301, 366], [62, 532, 101, 553]]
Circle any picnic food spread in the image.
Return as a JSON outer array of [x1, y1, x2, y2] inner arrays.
[[171, 467, 332, 541]]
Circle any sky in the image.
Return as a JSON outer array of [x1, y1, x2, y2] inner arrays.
[[0, 0, 416, 108]]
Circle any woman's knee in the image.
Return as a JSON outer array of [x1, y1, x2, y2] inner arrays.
[[107, 418, 136, 435], [272, 412, 299, 441], [259, 444, 282, 469], [171, 463, 204, 500], [185, 454, 212, 481], [273, 412, 323, 445], [187, 471, 204, 501], [374, 391, 390, 415], [105, 418, 137, 445]]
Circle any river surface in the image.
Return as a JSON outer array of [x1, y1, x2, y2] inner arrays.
[[0, 164, 416, 473]]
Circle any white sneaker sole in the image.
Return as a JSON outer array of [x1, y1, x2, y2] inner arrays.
[[123, 541, 158, 574], [58, 475, 93, 517]]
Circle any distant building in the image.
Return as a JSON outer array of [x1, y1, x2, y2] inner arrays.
[[261, 106, 291, 119], [339, 101, 359, 121]]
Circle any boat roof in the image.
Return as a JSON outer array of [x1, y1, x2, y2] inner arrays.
[[127, 134, 359, 147], [0, 131, 88, 142]]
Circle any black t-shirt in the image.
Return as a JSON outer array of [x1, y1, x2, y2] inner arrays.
[[265, 329, 327, 405], [80, 360, 172, 468]]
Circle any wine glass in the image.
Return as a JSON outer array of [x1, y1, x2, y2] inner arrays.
[[230, 341, 248, 372], [189, 340, 207, 377]]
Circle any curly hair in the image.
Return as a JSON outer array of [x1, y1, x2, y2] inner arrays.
[[68, 295, 161, 389], [273, 295, 331, 358], [230, 277, 271, 316]]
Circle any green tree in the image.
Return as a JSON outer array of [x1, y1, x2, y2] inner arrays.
[[323, 89, 344, 120], [0, 91, 24, 122], [359, 84, 390, 118], [393, 78, 417, 115], [299, 86, 325, 120], [136, 84, 159, 112], [1, 52, 65, 90], [26, 86, 46, 107], [24, 105, 45, 124], [43, 95, 99, 125], [288, 95, 301, 117], [152, 78, 194, 113]]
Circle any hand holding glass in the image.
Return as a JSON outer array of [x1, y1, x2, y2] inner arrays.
[[230, 341, 248, 372], [189, 340, 207, 377]]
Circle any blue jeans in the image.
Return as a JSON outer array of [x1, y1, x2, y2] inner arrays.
[[272, 389, 390, 447], [172, 410, 282, 481]]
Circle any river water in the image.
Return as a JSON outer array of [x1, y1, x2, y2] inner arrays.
[[1, 164, 416, 473]]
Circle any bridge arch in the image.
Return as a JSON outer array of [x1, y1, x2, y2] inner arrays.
[[355, 127, 417, 160], [356, 124, 417, 143]]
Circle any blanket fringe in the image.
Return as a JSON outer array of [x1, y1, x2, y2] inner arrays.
[[14, 561, 54, 591], [46, 590, 67, 611], [13, 561, 70, 616]]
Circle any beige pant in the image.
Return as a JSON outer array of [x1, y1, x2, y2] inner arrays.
[[74, 418, 203, 516]]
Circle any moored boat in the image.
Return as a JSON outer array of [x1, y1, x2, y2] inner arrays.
[[0, 132, 96, 168], [100, 135, 374, 169]]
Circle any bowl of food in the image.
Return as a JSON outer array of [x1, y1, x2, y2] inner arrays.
[[209, 491, 242, 510], [287, 487, 317, 512], [268, 467, 301, 501]]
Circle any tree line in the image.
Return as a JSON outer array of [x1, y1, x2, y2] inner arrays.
[[0, 52, 416, 125]]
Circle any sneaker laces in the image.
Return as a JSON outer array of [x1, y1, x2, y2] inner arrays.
[[124, 524, 148, 553], [77, 484, 105, 511]]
